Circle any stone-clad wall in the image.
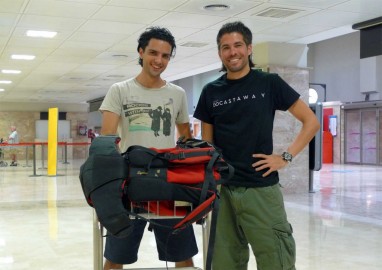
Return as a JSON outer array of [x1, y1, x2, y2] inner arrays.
[[0, 111, 89, 161], [66, 112, 89, 159], [0, 111, 40, 161], [268, 65, 310, 194], [0, 111, 40, 143]]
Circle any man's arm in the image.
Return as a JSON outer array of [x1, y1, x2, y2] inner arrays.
[[253, 99, 320, 176], [100, 111, 120, 135], [201, 122, 214, 144], [176, 122, 192, 140], [285, 99, 320, 157]]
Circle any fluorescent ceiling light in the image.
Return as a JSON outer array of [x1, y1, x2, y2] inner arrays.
[[0, 89, 5, 92], [27, 30, 57, 38], [1, 69, 21, 74], [0, 80, 12, 84], [11, 54, 35, 60]]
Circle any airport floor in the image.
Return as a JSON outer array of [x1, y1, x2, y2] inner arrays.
[[0, 158, 381, 270]]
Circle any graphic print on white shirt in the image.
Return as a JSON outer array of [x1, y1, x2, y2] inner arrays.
[[122, 95, 174, 137]]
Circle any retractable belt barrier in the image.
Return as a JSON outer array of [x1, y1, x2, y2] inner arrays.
[[0, 141, 90, 176]]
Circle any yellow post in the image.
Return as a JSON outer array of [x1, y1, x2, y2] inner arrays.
[[47, 107, 58, 176]]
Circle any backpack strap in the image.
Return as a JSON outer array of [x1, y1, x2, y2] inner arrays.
[[162, 148, 214, 161], [198, 151, 220, 205]]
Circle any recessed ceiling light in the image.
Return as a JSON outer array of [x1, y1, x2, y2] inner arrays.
[[203, 4, 230, 11], [1, 69, 21, 74], [27, 30, 57, 38], [0, 80, 12, 84], [11, 54, 35, 60]]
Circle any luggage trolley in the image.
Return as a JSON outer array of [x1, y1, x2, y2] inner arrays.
[[93, 201, 212, 270]]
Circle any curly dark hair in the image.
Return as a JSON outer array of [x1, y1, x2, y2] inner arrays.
[[137, 27, 176, 67], [216, 21, 255, 72]]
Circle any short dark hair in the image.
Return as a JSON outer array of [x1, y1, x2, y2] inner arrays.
[[137, 27, 176, 67], [216, 21, 255, 72]]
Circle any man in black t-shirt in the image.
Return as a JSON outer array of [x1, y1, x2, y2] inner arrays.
[[194, 21, 320, 270]]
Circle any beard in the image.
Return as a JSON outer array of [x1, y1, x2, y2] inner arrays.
[[224, 57, 249, 73]]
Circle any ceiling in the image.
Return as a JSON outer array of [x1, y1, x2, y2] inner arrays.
[[0, 0, 380, 105]]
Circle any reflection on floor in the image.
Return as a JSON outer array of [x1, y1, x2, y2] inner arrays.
[[0, 161, 381, 270]]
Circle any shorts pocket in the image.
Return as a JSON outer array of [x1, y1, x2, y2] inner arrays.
[[273, 222, 296, 270]]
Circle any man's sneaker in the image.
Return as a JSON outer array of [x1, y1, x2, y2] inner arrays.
[[10, 162, 17, 166]]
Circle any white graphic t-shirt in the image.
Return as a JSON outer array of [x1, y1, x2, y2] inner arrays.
[[100, 78, 190, 152]]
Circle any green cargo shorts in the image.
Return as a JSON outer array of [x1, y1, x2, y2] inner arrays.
[[212, 184, 296, 270]]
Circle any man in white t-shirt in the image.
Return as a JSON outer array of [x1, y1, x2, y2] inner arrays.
[[99, 27, 197, 270]]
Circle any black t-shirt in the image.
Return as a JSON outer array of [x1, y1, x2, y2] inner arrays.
[[193, 69, 300, 187]]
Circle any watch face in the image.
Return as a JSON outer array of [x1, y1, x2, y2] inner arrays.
[[282, 152, 293, 162]]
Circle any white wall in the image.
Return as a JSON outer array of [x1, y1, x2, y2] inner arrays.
[[173, 69, 222, 114], [172, 76, 194, 114], [308, 31, 369, 103], [88, 111, 102, 129]]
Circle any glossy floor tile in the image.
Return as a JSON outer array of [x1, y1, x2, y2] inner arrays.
[[0, 160, 381, 270]]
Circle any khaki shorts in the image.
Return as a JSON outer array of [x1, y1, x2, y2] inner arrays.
[[212, 184, 296, 270]]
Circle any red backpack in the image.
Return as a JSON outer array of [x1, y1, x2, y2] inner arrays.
[[124, 139, 233, 230], [80, 136, 233, 270]]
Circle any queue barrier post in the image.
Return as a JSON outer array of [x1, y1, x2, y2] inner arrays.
[[63, 142, 69, 164], [39, 143, 46, 170], [30, 143, 41, 177]]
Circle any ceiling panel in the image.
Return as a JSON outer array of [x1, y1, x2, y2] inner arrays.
[[78, 20, 145, 35], [155, 12, 227, 28], [18, 14, 85, 30], [291, 10, 377, 27], [264, 23, 333, 38], [25, 0, 101, 18], [107, 0, 188, 10], [0, 12, 20, 27], [268, 0, 348, 9], [0, 0, 27, 13], [330, 0, 382, 15], [174, 0, 263, 16], [0, 0, 380, 104], [93, 6, 168, 24]]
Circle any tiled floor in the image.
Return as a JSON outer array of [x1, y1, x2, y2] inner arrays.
[[0, 159, 381, 270]]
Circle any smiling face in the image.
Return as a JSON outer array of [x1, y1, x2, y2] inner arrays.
[[218, 32, 252, 79], [139, 38, 172, 79]]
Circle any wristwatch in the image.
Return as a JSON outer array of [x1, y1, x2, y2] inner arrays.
[[281, 151, 293, 163]]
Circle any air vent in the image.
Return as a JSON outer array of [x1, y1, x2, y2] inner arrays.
[[180, 42, 209, 48], [253, 7, 302, 18]]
